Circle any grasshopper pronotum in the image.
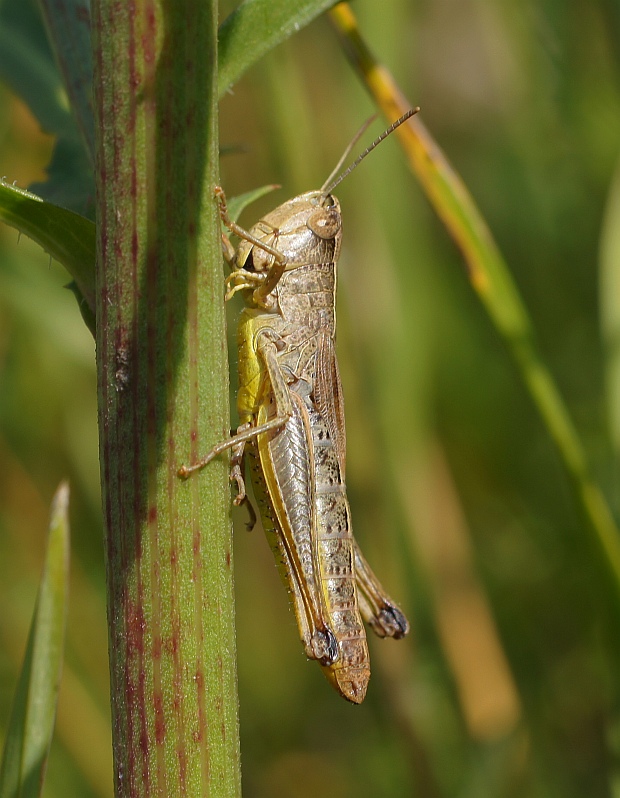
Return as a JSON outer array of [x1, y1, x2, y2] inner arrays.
[[180, 110, 418, 703]]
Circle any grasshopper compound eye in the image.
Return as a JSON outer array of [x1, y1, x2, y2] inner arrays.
[[307, 207, 341, 239]]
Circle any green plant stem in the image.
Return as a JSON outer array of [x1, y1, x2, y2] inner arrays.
[[92, 1, 240, 795], [329, 3, 620, 586]]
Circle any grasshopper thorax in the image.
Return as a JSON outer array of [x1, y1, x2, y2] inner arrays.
[[236, 190, 342, 273]]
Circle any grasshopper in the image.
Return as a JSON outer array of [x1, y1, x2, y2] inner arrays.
[[179, 110, 418, 703]]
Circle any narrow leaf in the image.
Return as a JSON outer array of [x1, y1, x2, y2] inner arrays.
[[36, 0, 95, 164], [600, 156, 620, 505], [218, 0, 337, 95], [227, 184, 280, 224], [0, 180, 96, 318], [0, 482, 70, 798]]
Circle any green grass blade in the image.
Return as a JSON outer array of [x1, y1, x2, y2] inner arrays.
[[0, 180, 95, 326], [218, 0, 337, 95], [600, 156, 620, 513], [0, 482, 70, 798]]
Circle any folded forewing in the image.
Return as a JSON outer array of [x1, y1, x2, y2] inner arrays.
[[256, 393, 337, 665]]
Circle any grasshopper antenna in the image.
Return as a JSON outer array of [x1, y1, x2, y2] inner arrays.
[[321, 107, 420, 195], [320, 114, 378, 193]]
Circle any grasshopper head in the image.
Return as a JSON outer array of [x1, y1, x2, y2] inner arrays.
[[236, 191, 342, 273], [235, 109, 421, 276]]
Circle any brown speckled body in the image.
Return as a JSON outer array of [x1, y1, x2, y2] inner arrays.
[[234, 192, 370, 702], [213, 188, 409, 703]]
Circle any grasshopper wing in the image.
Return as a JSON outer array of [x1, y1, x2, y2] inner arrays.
[[256, 392, 338, 666]]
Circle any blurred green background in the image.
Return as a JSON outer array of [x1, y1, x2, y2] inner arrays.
[[2, 0, 620, 795]]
